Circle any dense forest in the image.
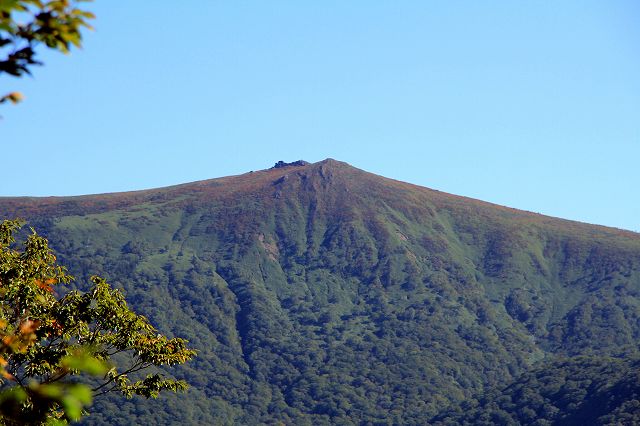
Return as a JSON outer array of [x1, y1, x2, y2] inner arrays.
[[433, 355, 640, 425], [2, 159, 639, 424]]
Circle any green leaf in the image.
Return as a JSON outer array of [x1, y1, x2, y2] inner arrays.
[[61, 350, 108, 376]]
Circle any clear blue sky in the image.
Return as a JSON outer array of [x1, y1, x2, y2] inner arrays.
[[1, 1, 639, 231]]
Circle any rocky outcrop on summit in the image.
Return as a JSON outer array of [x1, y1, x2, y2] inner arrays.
[[271, 160, 309, 168]]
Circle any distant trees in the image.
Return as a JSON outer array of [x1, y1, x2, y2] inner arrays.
[[1, 0, 94, 105], [0, 220, 196, 424], [431, 355, 640, 425]]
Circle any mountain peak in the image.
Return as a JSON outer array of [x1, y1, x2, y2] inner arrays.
[[2, 159, 638, 243]]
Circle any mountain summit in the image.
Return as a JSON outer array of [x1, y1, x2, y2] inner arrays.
[[1, 160, 639, 424]]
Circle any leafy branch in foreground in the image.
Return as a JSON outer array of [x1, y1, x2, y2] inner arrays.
[[0, 219, 196, 424], [1, 0, 95, 105]]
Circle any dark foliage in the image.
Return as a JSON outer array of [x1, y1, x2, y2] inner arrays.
[[433, 355, 640, 425]]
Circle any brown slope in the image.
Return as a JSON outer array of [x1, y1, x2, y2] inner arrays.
[[1, 158, 638, 246]]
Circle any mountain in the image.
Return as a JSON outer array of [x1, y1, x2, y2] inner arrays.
[[2, 159, 640, 424]]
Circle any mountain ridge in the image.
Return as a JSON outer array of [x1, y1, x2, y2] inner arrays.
[[2, 158, 638, 241]]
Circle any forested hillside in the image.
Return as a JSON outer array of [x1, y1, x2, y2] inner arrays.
[[433, 355, 640, 425], [2, 159, 639, 424]]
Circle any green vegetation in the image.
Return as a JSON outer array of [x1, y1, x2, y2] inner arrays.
[[0, 220, 195, 424], [433, 355, 640, 425], [2, 160, 639, 424]]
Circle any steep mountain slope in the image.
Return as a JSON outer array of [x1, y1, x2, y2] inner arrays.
[[2, 159, 639, 424]]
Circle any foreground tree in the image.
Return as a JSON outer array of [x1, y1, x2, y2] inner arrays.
[[0, 220, 196, 424], [1, 0, 94, 105]]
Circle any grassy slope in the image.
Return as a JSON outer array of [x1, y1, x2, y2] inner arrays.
[[2, 159, 640, 424]]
